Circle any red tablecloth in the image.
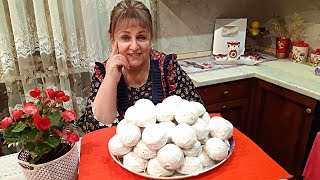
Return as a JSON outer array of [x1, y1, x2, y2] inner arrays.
[[303, 132, 320, 180], [78, 127, 292, 180]]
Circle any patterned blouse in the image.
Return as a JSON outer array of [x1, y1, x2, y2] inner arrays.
[[78, 50, 203, 134]]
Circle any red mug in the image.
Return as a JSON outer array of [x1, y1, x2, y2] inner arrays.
[[227, 41, 240, 60], [276, 37, 290, 59]]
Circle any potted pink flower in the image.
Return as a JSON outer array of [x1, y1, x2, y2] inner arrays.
[[0, 88, 79, 180]]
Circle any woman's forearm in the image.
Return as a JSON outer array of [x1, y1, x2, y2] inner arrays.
[[92, 76, 118, 124]]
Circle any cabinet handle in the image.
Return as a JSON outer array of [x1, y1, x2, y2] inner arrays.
[[306, 108, 312, 114], [221, 105, 229, 112], [224, 91, 229, 95]]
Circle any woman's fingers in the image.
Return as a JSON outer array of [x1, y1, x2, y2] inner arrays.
[[105, 41, 131, 83], [114, 54, 130, 70], [110, 41, 129, 69], [111, 41, 119, 56]]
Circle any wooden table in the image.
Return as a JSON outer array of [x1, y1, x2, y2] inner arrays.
[[78, 126, 292, 180]]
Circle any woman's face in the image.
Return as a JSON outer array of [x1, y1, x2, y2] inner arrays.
[[112, 19, 152, 68]]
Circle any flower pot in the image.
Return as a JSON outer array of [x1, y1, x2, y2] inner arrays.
[[17, 143, 79, 180], [276, 37, 291, 59]]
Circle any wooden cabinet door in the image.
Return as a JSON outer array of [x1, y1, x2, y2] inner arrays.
[[252, 80, 317, 179], [205, 98, 249, 134], [197, 79, 254, 136]]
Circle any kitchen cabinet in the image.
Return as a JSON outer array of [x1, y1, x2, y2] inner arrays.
[[197, 78, 317, 180], [197, 79, 254, 134], [252, 79, 317, 180]]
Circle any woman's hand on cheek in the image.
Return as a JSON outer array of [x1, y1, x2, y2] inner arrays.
[[105, 41, 130, 84]]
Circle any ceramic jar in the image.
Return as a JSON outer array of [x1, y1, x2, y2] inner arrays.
[[291, 40, 309, 63], [227, 42, 240, 60], [310, 49, 320, 66], [276, 37, 291, 59]]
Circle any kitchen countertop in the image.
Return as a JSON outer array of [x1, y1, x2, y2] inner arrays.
[[187, 59, 320, 100]]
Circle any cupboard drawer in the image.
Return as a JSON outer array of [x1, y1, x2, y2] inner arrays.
[[197, 79, 251, 105], [205, 98, 249, 132]]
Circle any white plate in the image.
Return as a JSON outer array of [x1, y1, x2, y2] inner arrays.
[[110, 137, 235, 179]]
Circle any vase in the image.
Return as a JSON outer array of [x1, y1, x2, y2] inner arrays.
[[17, 143, 79, 180], [276, 37, 291, 59]]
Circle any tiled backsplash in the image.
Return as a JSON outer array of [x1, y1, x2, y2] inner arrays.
[[154, 0, 320, 55]]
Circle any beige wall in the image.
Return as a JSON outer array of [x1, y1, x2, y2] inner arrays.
[[155, 0, 320, 54], [262, 0, 320, 53]]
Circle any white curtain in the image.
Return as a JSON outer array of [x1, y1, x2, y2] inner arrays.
[[0, 0, 154, 118]]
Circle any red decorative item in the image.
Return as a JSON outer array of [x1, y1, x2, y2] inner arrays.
[[293, 40, 309, 47], [229, 50, 238, 59], [212, 54, 228, 61], [212, 54, 227, 58], [227, 41, 240, 60], [310, 49, 320, 66], [312, 49, 320, 55], [276, 37, 291, 59]]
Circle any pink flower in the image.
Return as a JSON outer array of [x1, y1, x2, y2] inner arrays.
[[23, 102, 39, 115], [30, 88, 41, 98], [12, 110, 24, 120], [33, 114, 51, 130], [66, 132, 79, 143], [0, 117, 13, 129], [44, 88, 56, 99], [62, 110, 76, 121]]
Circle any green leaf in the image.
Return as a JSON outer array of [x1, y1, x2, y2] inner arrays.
[[4, 138, 19, 144], [48, 110, 62, 127], [32, 143, 52, 162], [21, 128, 41, 143], [44, 137, 60, 148], [36, 101, 43, 110], [11, 121, 27, 133], [21, 114, 29, 119], [25, 142, 36, 152], [2, 129, 21, 143]]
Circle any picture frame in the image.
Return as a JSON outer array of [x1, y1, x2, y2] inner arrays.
[[212, 18, 247, 56]]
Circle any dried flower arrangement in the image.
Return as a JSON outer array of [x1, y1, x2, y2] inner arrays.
[[286, 13, 305, 42], [271, 13, 305, 42]]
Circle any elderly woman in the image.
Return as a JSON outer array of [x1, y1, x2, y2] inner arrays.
[[78, 0, 202, 133]]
